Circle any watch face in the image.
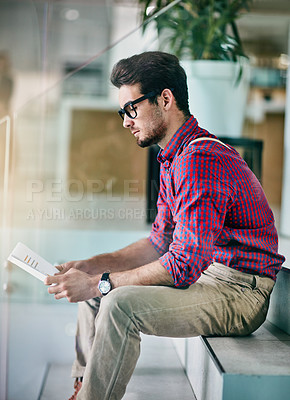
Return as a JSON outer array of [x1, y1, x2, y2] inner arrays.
[[98, 280, 111, 295]]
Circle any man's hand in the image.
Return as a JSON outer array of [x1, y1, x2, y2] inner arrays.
[[44, 269, 100, 303], [55, 259, 92, 275]]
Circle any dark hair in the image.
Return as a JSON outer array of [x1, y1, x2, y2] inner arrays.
[[110, 51, 190, 118]]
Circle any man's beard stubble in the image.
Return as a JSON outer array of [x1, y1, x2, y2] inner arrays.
[[136, 111, 167, 149]]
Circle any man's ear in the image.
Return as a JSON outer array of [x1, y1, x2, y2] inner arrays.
[[160, 88, 174, 110]]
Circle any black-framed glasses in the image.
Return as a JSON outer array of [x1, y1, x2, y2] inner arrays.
[[118, 90, 159, 120]]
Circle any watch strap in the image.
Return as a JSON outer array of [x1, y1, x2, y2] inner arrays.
[[101, 272, 110, 281]]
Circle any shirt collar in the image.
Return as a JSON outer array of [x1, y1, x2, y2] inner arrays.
[[157, 115, 200, 165]]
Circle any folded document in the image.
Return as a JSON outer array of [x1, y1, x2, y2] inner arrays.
[[8, 242, 59, 282]]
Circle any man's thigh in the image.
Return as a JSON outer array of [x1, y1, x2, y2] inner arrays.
[[100, 271, 270, 338]]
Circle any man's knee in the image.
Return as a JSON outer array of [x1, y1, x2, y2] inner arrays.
[[100, 286, 137, 317], [99, 286, 142, 325]]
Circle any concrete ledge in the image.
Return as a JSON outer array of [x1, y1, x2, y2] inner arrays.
[[267, 266, 290, 335], [173, 321, 290, 400]]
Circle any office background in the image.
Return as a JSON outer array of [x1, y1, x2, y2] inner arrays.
[[0, 1, 290, 399]]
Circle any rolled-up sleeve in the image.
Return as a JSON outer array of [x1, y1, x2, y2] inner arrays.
[[153, 150, 235, 287]]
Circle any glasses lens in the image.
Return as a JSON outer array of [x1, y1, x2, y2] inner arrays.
[[124, 103, 137, 119]]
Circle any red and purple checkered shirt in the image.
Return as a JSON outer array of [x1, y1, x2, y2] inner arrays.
[[149, 115, 285, 287]]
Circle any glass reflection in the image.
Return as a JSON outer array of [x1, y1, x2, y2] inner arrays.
[[0, 1, 160, 399], [0, 1, 287, 399]]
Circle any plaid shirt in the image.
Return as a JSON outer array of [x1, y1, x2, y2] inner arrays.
[[149, 115, 285, 287]]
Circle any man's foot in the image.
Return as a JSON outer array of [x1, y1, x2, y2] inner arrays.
[[68, 378, 82, 400]]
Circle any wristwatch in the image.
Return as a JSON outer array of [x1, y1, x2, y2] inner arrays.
[[98, 272, 111, 296]]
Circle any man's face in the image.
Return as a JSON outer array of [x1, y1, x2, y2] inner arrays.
[[118, 84, 168, 148]]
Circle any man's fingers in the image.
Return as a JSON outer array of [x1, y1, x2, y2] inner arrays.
[[55, 264, 67, 274], [47, 283, 61, 295], [44, 274, 61, 286], [54, 291, 67, 300]]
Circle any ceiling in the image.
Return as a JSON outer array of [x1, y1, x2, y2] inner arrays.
[[238, 0, 290, 57], [2, 0, 289, 61]]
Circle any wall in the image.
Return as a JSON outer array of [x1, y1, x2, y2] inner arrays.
[[243, 111, 285, 207]]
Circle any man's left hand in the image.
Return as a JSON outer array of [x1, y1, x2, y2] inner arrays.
[[44, 269, 100, 303]]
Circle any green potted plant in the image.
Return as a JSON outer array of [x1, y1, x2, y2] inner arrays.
[[138, 0, 253, 137]]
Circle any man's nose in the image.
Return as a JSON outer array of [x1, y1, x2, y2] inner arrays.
[[123, 113, 134, 129]]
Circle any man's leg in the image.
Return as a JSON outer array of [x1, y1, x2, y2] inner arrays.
[[71, 297, 101, 380], [77, 263, 274, 400]]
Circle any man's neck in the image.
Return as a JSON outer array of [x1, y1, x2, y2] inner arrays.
[[158, 114, 189, 149]]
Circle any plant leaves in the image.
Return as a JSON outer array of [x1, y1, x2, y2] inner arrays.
[[138, 0, 253, 63]]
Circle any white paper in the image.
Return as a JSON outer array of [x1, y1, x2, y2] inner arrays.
[[7, 242, 59, 282]]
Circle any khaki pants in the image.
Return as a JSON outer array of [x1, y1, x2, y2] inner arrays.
[[71, 263, 275, 400]]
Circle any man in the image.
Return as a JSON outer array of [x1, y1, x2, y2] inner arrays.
[[45, 51, 285, 400]]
